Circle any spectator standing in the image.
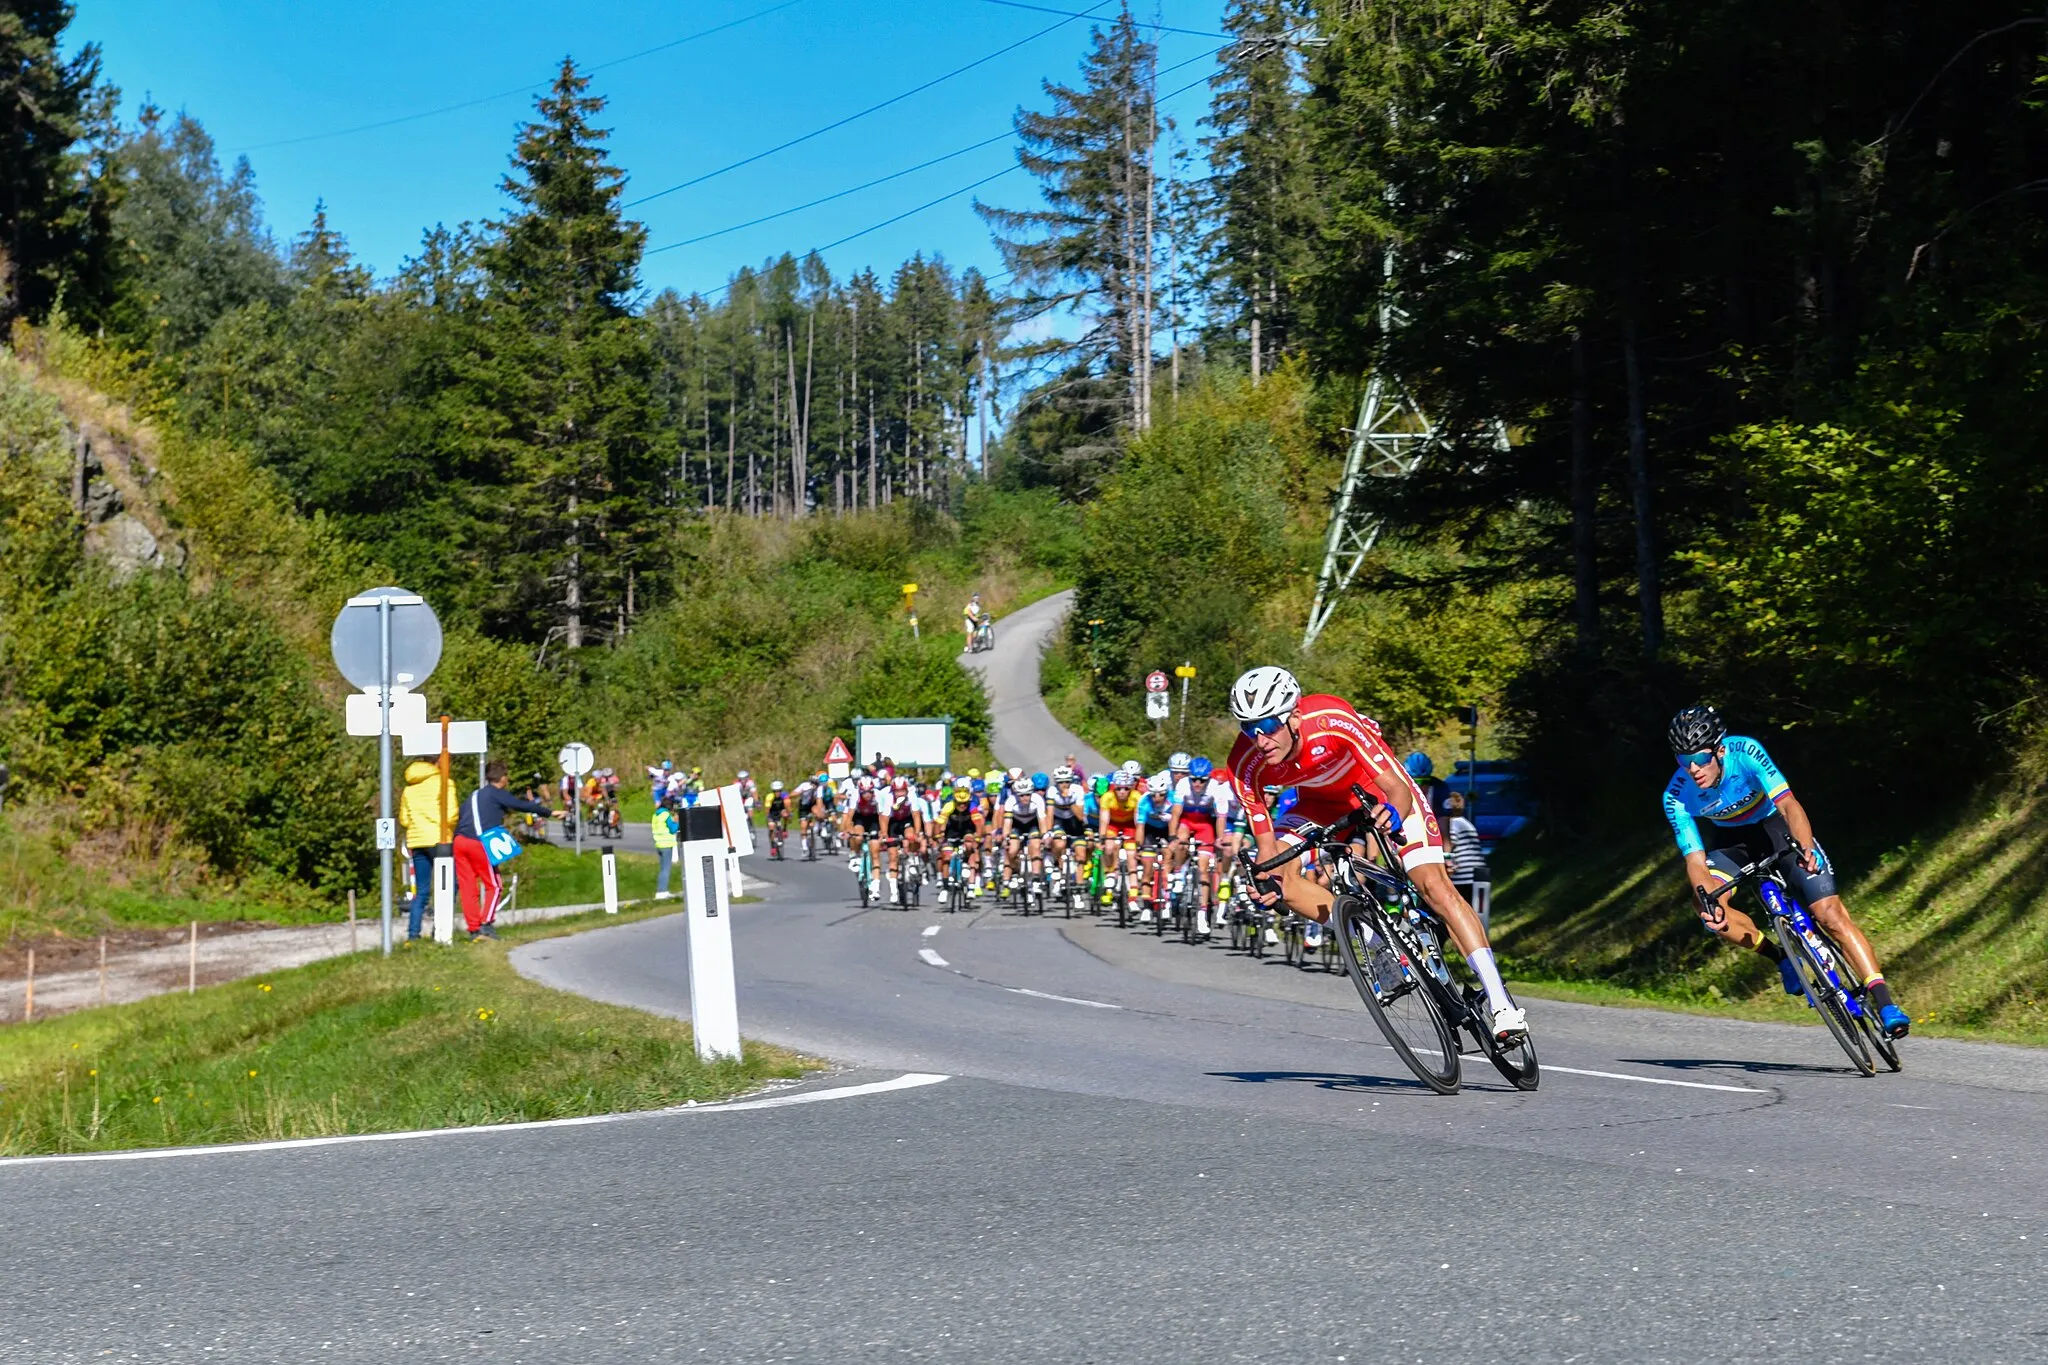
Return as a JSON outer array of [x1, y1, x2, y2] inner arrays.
[[399, 759, 455, 941], [652, 796, 681, 900], [454, 762, 558, 940], [1443, 789, 1492, 930]]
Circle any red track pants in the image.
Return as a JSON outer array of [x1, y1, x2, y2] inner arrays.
[[453, 835, 502, 933]]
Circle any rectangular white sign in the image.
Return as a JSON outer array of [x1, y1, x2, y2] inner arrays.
[[854, 720, 950, 769], [400, 720, 489, 756], [346, 688, 427, 738]]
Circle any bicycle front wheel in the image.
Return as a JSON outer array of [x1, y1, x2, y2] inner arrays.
[[1334, 896, 1461, 1094], [1783, 926, 1875, 1076]]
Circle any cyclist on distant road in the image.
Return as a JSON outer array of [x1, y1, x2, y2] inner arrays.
[[1663, 705, 1910, 1038], [1227, 665, 1527, 1041]]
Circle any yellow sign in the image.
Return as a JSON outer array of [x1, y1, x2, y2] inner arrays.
[[902, 583, 919, 596], [1175, 664, 1197, 678]]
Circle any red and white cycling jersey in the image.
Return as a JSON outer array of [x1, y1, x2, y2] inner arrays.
[[1225, 693, 1445, 870]]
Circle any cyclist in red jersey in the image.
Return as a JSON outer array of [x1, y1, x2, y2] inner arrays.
[[1226, 665, 1527, 1040]]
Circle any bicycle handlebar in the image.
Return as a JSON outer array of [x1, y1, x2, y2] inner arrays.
[[1246, 784, 1392, 874], [1696, 841, 1807, 909]]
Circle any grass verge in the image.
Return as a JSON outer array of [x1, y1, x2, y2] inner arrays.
[[0, 901, 814, 1155]]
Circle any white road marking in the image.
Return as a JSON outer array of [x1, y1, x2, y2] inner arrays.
[[1545, 1064, 1763, 1094], [1007, 987, 1121, 1010], [922, 925, 941, 938], [918, 947, 950, 967], [0, 1073, 952, 1168]]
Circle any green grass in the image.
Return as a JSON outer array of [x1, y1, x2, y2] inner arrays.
[[0, 901, 814, 1155], [502, 840, 663, 908], [1491, 788, 2048, 1046]]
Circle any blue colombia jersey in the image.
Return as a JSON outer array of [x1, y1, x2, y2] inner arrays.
[[1138, 793, 1174, 827], [1661, 735, 1791, 857]]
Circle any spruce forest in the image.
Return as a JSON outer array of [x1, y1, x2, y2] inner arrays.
[[4, 0, 2048, 974]]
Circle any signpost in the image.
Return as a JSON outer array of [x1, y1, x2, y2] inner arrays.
[[559, 742, 594, 858], [903, 583, 920, 640], [332, 588, 441, 957], [1145, 670, 1171, 724], [1174, 663, 1197, 737]]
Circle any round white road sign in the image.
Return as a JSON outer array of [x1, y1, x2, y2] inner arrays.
[[558, 742, 595, 778]]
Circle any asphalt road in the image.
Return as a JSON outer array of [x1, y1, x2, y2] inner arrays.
[[6, 604, 2048, 1361], [960, 588, 1112, 776]]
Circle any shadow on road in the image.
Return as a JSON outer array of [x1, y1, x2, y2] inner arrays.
[[1618, 1055, 1853, 1079], [1207, 1068, 1441, 1095]]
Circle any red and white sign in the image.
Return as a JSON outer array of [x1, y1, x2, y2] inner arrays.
[[1144, 671, 1170, 694], [824, 736, 853, 764]]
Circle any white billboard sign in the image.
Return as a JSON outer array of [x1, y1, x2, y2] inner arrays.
[[853, 717, 952, 769]]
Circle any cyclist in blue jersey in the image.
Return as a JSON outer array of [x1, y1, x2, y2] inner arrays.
[[1663, 705, 1909, 1038]]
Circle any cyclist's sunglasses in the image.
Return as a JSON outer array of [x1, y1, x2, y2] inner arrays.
[[1678, 748, 1719, 769], [1239, 715, 1288, 738]]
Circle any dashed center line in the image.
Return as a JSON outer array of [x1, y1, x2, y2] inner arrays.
[[1007, 987, 1121, 1010], [918, 947, 950, 968], [922, 925, 941, 938]]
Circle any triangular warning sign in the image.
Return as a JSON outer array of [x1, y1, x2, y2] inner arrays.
[[824, 736, 853, 764]]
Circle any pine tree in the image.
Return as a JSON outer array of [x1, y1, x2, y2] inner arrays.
[[1202, 0, 1315, 381], [462, 59, 663, 647], [0, 0, 109, 329], [976, 4, 1160, 456]]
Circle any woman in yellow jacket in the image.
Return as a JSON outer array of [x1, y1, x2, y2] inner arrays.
[[400, 760, 456, 941]]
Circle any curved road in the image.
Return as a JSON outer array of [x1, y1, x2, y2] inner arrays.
[[960, 588, 1111, 775], [4, 603, 2046, 1360]]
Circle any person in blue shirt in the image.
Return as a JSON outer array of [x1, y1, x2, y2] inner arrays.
[[1663, 705, 1909, 1038]]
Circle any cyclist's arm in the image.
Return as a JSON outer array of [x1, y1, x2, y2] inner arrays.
[[1663, 780, 1718, 905], [1774, 790, 1823, 872], [1167, 805, 1183, 841], [1036, 802, 1053, 835]]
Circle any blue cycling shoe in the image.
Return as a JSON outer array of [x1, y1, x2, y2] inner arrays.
[[1778, 957, 1806, 997], [1880, 1004, 1911, 1039]]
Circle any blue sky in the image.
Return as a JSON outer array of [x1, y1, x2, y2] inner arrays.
[[75, 0, 1230, 304]]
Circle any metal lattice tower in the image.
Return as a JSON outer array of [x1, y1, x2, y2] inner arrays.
[[1300, 368, 1434, 651]]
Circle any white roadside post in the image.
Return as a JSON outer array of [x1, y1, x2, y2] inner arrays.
[[332, 588, 441, 956], [679, 805, 742, 1062], [716, 783, 754, 898], [601, 844, 620, 914], [401, 721, 488, 946]]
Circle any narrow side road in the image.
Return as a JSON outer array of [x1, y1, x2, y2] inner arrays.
[[959, 587, 1110, 774]]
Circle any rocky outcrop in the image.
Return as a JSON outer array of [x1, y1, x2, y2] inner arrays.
[[67, 416, 186, 578]]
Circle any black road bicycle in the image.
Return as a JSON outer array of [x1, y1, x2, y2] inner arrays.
[[1246, 786, 1540, 1095]]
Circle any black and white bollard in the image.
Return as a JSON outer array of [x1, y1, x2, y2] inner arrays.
[[432, 849, 456, 944], [601, 844, 619, 914], [680, 806, 741, 1062]]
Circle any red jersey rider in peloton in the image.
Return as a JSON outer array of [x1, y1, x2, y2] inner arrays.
[[1226, 665, 1527, 1041]]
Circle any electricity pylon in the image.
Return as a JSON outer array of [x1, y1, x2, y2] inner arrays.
[[1300, 367, 1434, 651]]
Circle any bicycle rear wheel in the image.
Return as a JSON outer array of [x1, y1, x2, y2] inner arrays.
[[1334, 896, 1460, 1094], [1782, 926, 1875, 1076], [1466, 986, 1541, 1090]]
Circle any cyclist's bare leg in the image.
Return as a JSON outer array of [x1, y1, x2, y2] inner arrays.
[[1807, 894, 1882, 983]]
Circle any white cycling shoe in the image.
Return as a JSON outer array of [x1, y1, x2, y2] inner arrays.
[[1491, 1003, 1529, 1040]]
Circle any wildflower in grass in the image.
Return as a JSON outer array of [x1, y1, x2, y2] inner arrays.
[[248, 1069, 258, 1078], [153, 1097, 161, 1104], [258, 984, 272, 993], [476, 1008, 496, 1022]]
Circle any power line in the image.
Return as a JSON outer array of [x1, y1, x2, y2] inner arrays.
[[623, 0, 1115, 208], [235, 0, 812, 153], [978, 0, 1229, 40], [651, 132, 1016, 251], [661, 47, 1226, 295]]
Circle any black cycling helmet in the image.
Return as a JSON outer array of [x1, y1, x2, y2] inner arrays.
[[1667, 704, 1727, 755]]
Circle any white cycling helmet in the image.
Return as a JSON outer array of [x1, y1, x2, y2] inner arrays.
[[1146, 773, 1171, 795], [1167, 750, 1191, 773], [1011, 776, 1034, 796], [738, 769, 750, 779], [1230, 665, 1301, 722], [770, 780, 784, 792], [1052, 765, 1077, 784], [1120, 759, 1143, 777]]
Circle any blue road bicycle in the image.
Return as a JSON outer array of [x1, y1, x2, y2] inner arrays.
[[1701, 846, 1901, 1076]]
